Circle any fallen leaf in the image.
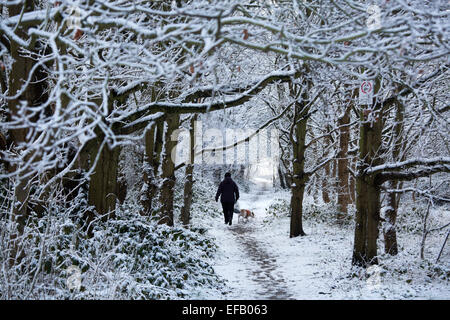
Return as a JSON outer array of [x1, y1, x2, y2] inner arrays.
[[74, 29, 83, 41], [243, 29, 249, 40]]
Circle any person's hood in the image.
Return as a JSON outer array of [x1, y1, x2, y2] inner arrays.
[[224, 176, 233, 183]]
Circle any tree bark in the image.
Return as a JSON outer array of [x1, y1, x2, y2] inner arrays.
[[290, 183, 306, 237], [337, 106, 351, 220], [352, 80, 383, 267], [278, 165, 287, 189], [383, 101, 404, 255], [159, 114, 180, 226], [141, 123, 157, 215], [153, 119, 164, 175], [75, 97, 124, 236], [87, 140, 121, 222], [322, 127, 333, 204], [384, 180, 399, 255], [322, 160, 331, 203], [7, 1, 49, 247], [180, 114, 197, 226], [289, 83, 309, 238], [349, 159, 356, 204]]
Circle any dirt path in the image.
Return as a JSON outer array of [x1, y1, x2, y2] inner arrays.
[[227, 181, 292, 299], [230, 223, 292, 299], [209, 178, 450, 300]]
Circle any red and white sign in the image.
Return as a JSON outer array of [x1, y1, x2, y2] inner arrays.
[[359, 80, 374, 105]]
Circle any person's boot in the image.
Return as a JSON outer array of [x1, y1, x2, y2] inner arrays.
[[229, 220, 232, 226]]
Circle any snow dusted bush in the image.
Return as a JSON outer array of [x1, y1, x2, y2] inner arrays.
[[303, 197, 353, 225], [262, 196, 353, 225], [0, 189, 224, 299], [75, 206, 222, 299], [189, 171, 222, 221], [263, 197, 290, 223], [395, 201, 446, 235]]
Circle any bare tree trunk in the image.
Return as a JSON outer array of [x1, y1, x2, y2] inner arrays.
[[364, 179, 381, 266], [332, 159, 337, 194], [159, 114, 180, 226], [420, 201, 432, 260], [141, 123, 157, 215], [353, 176, 368, 267], [140, 118, 165, 216], [322, 161, 331, 203], [352, 81, 384, 267], [349, 159, 356, 204], [354, 172, 381, 266], [322, 128, 332, 204], [8, 1, 34, 231], [290, 182, 306, 237], [77, 98, 122, 236], [278, 165, 287, 189], [384, 101, 404, 255], [384, 180, 399, 255], [152, 119, 165, 176], [289, 83, 309, 238], [7, 1, 50, 262], [87, 140, 121, 222], [337, 106, 351, 220], [436, 229, 450, 263], [180, 114, 197, 226]]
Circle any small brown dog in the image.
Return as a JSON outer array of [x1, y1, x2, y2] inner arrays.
[[238, 209, 255, 223]]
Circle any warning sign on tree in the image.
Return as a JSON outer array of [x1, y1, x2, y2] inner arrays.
[[359, 80, 374, 105]]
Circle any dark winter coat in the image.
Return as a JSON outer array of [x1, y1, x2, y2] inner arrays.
[[215, 177, 239, 203]]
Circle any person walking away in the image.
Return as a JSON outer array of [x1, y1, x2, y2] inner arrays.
[[215, 172, 239, 226]]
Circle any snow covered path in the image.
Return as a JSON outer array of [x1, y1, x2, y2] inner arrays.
[[226, 183, 292, 299], [209, 179, 340, 299], [203, 178, 450, 300], [209, 178, 297, 299]]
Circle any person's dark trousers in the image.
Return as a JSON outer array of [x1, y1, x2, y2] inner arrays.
[[221, 202, 234, 224]]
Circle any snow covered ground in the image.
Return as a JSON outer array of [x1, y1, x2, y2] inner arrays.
[[192, 177, 450, 300]]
